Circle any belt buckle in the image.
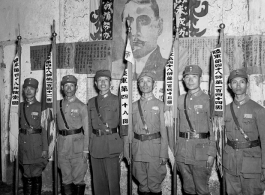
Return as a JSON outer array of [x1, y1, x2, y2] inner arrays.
[[140, 134, 145, 141], [106, 127, 110, 135], [97, 130, 102, 137], [27, 127, 33, 134], [187, 132, 190, 139]]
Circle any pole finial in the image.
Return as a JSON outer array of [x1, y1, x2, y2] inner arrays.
[[220, 23, 225, 29]]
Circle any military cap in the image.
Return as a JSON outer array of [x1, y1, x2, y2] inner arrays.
[[228, 68, 248, 82], [138, 70, 156, 81], [23, 78, 39, 89], [61, 75, 77, 85], [94, 70, 111, 81], [183, 65, 202, 77]]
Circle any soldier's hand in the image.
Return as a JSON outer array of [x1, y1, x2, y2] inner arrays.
[[119, 152, 124, 163], [206, 156, 215, 168], [41, 151, 48, 159], [160, 158, 167, 165], [82, 152, 89, 162], [261, 169, 265, 182]]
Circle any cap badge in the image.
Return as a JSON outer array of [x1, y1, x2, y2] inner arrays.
[[236, 70, 239, 75], [189, 67, 192, 72]]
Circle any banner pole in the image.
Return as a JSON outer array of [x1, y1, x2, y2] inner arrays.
[[219, 23, 226, 195], [15, 24, 22, 195], [51, 20, 58, 195]]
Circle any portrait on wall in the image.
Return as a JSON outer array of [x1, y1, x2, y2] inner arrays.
[[111, 0, 173, 81]]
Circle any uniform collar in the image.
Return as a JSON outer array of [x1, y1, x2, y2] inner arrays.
[[187, 88, 203, 98], [25, 97, 37, 105], [233, 95, 250, 106], [140, 93, 154, 102], [98, 90, 111, 99], [64, 95, 76, 103]]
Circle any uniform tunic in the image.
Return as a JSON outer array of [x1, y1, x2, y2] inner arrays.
[[176, 89, 216, 195], [87, 91, 122, 195], [57, 96, 89, 185], [18, 99, 48, 177], [224, 96, 265, 195], [124, 94, 168, 193]]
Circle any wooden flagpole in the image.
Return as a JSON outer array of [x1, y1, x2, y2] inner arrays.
[[15, 24, 22, 195], [219, 23, 226, 195], [126, 18, 133, 195], [172, 14, 180, 195], [51, 20, 58, 195]]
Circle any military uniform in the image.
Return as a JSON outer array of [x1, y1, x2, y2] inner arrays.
[[87, 70, 123, 195], [223, 69, 265, 195], [57, 75, 89, 195], [124, 71, 168, 195], [176, 65, 216, 195], [19, 78, 48, 195]]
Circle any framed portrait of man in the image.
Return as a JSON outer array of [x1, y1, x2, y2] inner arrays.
[[112, 0, 173, 81]]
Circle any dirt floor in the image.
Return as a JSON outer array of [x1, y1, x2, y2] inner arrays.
[[0, 181, 53, 195]]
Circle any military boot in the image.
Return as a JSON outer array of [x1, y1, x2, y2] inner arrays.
[[74, 184, 86, 195], [32, 176, 42, 195], [62, 183, 74, 195], [23, 177, 33, 195]]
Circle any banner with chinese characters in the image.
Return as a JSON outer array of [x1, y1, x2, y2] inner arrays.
[[211, 47, 224, 114], [120, 69, 129, 125], [165, 49, 174, 106], [11, 54, 20, 106], [173, 0, 209, 38]]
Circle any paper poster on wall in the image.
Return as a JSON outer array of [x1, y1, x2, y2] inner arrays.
[[111, 0, 173, 81], [30, 41, 112, 74]]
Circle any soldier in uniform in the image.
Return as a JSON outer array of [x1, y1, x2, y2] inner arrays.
[[176, 65, 216, 195], [57, 75, 89, 195], [124, 71, 168, 195], [87, 70, 123, 195], [223, 69, 265, 195], [19, 78, 48, 195]]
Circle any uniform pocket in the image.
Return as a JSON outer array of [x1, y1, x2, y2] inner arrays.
[[242, 150, 261, 174], [195, 143, 209, 161], [33, 134, 43, 159], [242, 118, 255, 132], [108, 134, 123, 155], [73, 135, 84, 154]]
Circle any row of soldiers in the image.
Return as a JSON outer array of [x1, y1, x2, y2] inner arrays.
[[18, 65, 265, 195]]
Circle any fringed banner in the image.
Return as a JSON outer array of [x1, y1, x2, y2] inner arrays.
[[41, 52, 56, 159], [9, 54, 20, 162], [210, 45, 225, 176]]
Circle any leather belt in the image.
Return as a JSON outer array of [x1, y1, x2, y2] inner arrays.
[[92, 128, 118, 137], [227, 139, 260, 149], [134, 132, 161, 141], [20, 128, 42, 135], [179, 132, 209, 139], [59, 127, 83, 136]]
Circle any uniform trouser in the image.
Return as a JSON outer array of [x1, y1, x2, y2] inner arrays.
[[21, 162, 47, 178], [58, 155, 88, 185], [225, 172, 265, 195], [133, 161, 167, 193], [90, 156, 120, 195], [176, 162, 211, 195]]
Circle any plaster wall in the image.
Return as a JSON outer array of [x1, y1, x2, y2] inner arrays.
[[1, 0, 265, 194]]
